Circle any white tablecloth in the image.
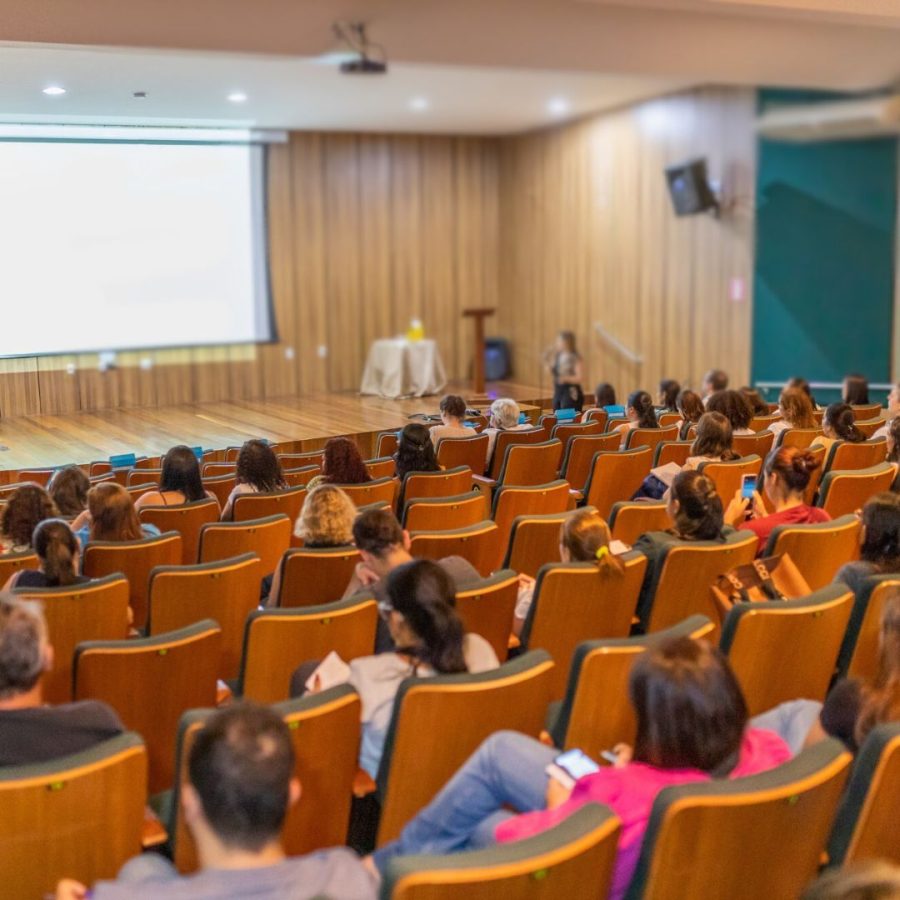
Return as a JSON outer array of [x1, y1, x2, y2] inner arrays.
[[360, 339, 447, 399]]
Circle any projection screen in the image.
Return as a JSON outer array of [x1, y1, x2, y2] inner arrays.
[[0, 128, 274, 358]]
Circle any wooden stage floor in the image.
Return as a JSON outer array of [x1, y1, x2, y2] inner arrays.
[[0, 380, 553, 474]]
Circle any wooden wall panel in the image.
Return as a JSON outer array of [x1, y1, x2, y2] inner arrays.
[[497, 86, 756, 400]]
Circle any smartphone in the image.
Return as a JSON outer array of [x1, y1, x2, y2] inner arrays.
[[741, 473, 757, 500], [545, 748, 600, 790]]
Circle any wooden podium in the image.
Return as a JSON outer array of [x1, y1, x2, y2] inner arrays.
[[462, 307, 495, 394]]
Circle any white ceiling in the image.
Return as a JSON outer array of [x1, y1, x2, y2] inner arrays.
[[0, 43, 687, 134]]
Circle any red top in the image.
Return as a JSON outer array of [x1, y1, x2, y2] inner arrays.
[[739, 504, 831, 555]]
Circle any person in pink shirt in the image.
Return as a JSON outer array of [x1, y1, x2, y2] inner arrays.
[[369, 637, 789, 900], [725, 446, 830, 555]]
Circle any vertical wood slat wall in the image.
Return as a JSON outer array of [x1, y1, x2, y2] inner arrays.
[[0, 86, 754, 417], [497, 86, 757, 398]]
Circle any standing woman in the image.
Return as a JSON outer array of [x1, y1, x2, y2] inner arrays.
[[546, 331, 584, 413]]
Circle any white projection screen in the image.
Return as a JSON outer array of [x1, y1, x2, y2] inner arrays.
[[0, 133, 274, 358]]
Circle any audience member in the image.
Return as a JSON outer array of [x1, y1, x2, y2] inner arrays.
[[513, 508, 623, 636], [769, 387, 817, 437], [887, 417, 900, 468], [594, 382, 618, 409], [874, 383, 900, 440], [318, 560, 498, 779], [844, 374, 871, 406], [615, 390, 658, 448], [306, 437, 372, 491], [801, 861, 900, 900], [2, 519, 89, 590], [47, 466, 90, 518], [706, 389, 755, 436], [814, 402, 866, 453], [134, 444, 218, 511], [370, 636, 788, 900], [221, 440, 286, 521], [58, 703, 376, 899], [834, 493, 900, 596], [394, 423, 440, 482], [726, 447, 830, 555], [1, 483, 59, 554], [675, 389, 704, 440], [429, 394, 472, 444], [548, 330, 585, 412], [787, 376, 819, 410], [702, 368, 729, 402], [483, 398, 532, 470], [72, 482, 160, 547], [0, 595, 123, 766], [740, 387, 769, 417], [657, 379, 680, 412]]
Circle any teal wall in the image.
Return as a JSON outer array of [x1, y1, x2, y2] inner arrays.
[[752, 89, 897, 404]]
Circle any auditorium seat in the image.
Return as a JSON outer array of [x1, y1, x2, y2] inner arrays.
[[698, 455, 762, 504], [198, 514, 291, 578], [375, 650, 555, 846], [718, 585, 854, 716], [558, 433, 622, 494], [16, 468, 55, 486], [582, 408, 608, 429], [491, 480, 572, 566], [0, 732, 147, 899], [823, 438, 889, 473], [409, 521, 501, 577], [828, 722, 900, 867], [803, 444, 828, 504], [657, 412, 681, 427], [82, 531, 183, 632], [282, 464, 322, 488], [364, 457, 396, 480], [201, 461, 235, 478], [453, 569, 519, 661], [278, 450, 326, 470], [232, 485, 306, 523], [652, 441, 693, 468], [126, 468, 162, 486], [775, 428, 822, 449], [549, 616, 714, 752], [486, 439, 563, 489], [732, 430, 775, 459], [749, 413, 781, 432], [73, 620, 222, 793], [623, 424, 678, 455], [399, 466, 474, 508], [337, 476, 398, 508], [856, 418, 887, 439], [139, 498, 220, 565], [402, 492, 489, 531], [486, 429, 547, 481], [521, 556, 647, 701], [146, 553, 263, 681], [837, 576, 900, 682], [273, 546, 361, 607], [582, 447, 653, 518], [166, 685, 361, 873], [200, 473, 237, 509], [850, 403, 884, 421], [763, 515, 861, 590], [501, 509, 574, 578], [816, 463, 897, 518], [381, 804, 620, 900], [551, 420, 604, 455], [435, 434, 490, 474], [376, 431, 400, 459], [608, 501, 670, 546], [237, 598, 378, 703], [0, 549, 39, 586], [626, 740, 851, 900], [641, 533, 758, 634]]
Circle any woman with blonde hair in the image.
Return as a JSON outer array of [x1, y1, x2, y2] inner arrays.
[[769, 386, 817, 437], [513, 508, 624, 635]]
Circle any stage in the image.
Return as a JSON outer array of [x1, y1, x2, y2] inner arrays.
[[0, 380, 553, 480]]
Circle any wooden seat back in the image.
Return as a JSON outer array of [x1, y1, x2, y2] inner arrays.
[[376, 651, 555, 846], [238, 598, 378, 703], [0, 549, 39, 586], [201, 473, 237, 508], [719, 585, 854, 716], [435, 434, 490, 475], [198, 514, 292, 578], [626, 741, 851, 900], [487, 429, 546, 480], [824, 439, 889, 473], [275, 546, 361, 607], [776, 428, 823, 449], [523, 556, 647, 701], [337, 476, 398, 508], [409, 521, 501, 577], [608, 501, 670, 546], [502, 508, 592, 578], [0, 733, 147, 898], [491, 480, 572, 568], [82, 531, 183, 631], [583, 448, 654, 519], [139, 498, 220, 565], [698, 455, 762, 504], [652, 441, 693, 468], [817, 463, 897, 518], [147, 553, 263, 681], [402, 492, 489, 531], [732, 431, 775, 459], [232, 486, 307, 523], [365, 457, 396, 480], [840, 577, 900, 682], [454, 570, 520, 661], [496, 440, 563, 487], [559, 433, 622, 493], [400, 466, 473, 507], [13, 574, 130, 703], [623, 425, 678, 455], [764, 515, 861, 590]]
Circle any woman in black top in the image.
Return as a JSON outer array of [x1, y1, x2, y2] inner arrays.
[[546, 331, 584, 412], [2, 519, 90, 590]]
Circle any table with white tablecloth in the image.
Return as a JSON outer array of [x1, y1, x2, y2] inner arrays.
[[359, 339, 447, 399]]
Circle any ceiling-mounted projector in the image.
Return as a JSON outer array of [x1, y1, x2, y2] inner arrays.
[[334, 21, 388, 75]]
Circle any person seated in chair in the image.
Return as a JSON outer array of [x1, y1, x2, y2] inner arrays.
[[134, 444, 219, 512], [430, 394, 473, 445], [0, 595, 123, 766], [483, 398, 533, 472], [221, 440, 287, 521], [2, 519, 91, 591], [56, 703, 376, 900]]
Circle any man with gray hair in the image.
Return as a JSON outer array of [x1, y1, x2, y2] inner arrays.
[[0, 594, 123, 765], [484, 398, 533, 470]]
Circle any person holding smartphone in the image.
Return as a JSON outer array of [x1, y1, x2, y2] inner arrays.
[[369, 637, 789, 900]]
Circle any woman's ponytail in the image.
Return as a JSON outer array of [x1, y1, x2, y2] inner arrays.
[[561, 509, 625, 578], [32, 519, 79, 587]]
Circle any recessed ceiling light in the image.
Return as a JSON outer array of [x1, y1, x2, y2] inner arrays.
[[42, 86, 66, 96], [227, 91, 248, 103], [547, 97, 570, 117], [409, 96, 430, 112]]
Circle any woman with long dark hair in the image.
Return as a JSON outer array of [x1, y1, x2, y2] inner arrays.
[[394, 423, 440, 482], [658, 379, 680, 412], [306, 437, 372, 491], [834, 493, 900, 596], [47, 466, 90, 518], [370, 636, 789, 900], [546, 330, 585, 412], [843, 374, 870, 406], [814, 403, 865, 454], [221, 439, 286, 521], [135, 445, 217, 511], [614, 390, 658, 449], [675, 389, 704, 440]]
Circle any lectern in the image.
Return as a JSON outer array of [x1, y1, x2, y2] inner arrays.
[[462, 307, 495, 394]]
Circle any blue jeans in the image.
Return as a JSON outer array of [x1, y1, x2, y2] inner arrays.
[[751, 699, 822, 756], [372, 730, 556, 872]]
